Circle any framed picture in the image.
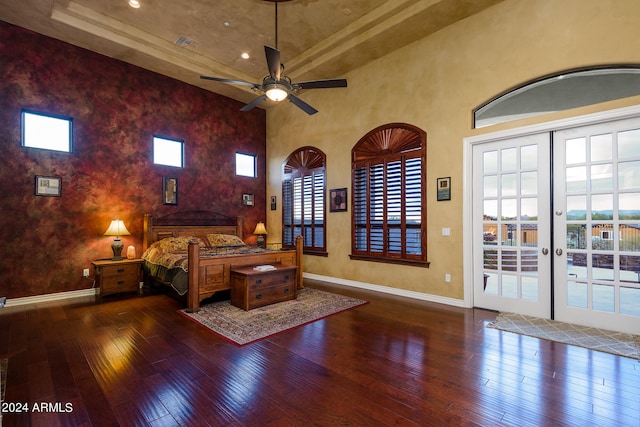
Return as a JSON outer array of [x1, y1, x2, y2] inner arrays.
[[330, 188, 347, 212], [35, 175, 61, 197], [270, 196, 277, 210], [437, 177, 451, 201], [163, 177, 178, 205], [242, 193, 254, 206]]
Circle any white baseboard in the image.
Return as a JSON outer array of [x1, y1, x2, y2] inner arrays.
[[2, 288, 97, 308], [303, 273, 465, 308]]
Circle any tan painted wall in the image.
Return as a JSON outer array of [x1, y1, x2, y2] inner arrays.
[[265, 0, 640, 300]]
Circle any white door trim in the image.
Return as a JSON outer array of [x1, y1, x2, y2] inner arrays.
[[463, 104, 640, 308]]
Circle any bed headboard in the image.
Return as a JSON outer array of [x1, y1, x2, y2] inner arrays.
[[143, 211, 244, 251]]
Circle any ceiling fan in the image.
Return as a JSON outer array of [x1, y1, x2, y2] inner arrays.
[[200, 0, 347, 115]]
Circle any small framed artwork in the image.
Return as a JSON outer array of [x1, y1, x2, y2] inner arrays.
[[35, 175, 61, 197], [163, 177, 178, 205], [242, 193, 254, 206], [437, 177, 451, 201], [330, 188, 348, 212], [270, 196, 277, 210]]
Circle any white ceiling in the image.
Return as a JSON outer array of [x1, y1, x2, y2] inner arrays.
[[0, 0, 503, 108]]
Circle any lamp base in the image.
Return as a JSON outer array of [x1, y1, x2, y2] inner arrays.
[[111, 238, 124, 260], [257, 235, 265, 249]]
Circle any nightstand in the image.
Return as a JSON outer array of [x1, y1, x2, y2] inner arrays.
[[92, 258, 143, 299]]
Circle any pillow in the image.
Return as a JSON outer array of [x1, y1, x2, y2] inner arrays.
[[207, 233, 246, 247], [155, 236, 200, 252]]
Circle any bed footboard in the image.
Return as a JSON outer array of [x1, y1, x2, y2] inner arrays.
[[186, 235, 303, 313]]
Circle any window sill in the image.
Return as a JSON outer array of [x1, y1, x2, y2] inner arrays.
[[304, 250, 328, 257], [349, 254, 430, 268]]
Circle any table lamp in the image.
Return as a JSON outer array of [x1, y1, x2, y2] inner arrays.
[[253, 221, 267, 248], [104, 218, 131, 260]]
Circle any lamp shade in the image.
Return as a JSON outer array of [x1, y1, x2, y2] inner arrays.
[[104, 219, 131, 237], [253, 221, 267, 235]]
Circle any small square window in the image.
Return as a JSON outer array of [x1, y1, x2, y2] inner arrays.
[[236, 152, 256, 177], [22, 110, 72, 153], [153, 136, 184, 168]]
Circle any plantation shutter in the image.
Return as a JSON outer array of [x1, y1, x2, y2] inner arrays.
[[351, 123, 428, 265]]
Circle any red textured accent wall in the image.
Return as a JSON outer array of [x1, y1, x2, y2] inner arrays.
[[0, 21, 267, 299]]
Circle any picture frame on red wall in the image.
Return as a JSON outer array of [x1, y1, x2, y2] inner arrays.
[[163, 177, 178, 205], [35, 175, 61, 197]]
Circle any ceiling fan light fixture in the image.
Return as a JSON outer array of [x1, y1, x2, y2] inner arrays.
[[265, 86, 288, 102]]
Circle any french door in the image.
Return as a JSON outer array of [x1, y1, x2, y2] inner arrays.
[[472, 134, 551, 318], [472, 113, 640, 334], [553, 118, 640, 333]]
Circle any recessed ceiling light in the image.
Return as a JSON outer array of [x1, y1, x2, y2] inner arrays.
[[129, 0, 141, 8], [223, 21, 231, 27], [241, 53, 250, 59]]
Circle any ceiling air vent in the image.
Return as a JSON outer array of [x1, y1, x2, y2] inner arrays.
[[175, 36, 198, 49]]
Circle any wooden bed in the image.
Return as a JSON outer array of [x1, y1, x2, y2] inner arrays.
[[142, 211, 303, 312]]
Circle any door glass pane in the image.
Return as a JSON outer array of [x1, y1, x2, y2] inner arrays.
[[566, 195, 587, 219], [618, 161, 640, 189], [501, 173, 517, 196], [484, 151, 498, 173], [620, 255, 640, 279], [620, 230, 640, 252], [521, 224, 538, 247], [592, 226, 614, 250], [484, 249, 498, 270], [484, 175, 498, 197], [620, 287, 640, 315], [619, 194, 640, 219], [591, 134, 612, 161], [520, 198, 537, 220], [590, 164, 613, 191], [566, 166, 587, 192], [521, 145, 537, 169], [502, 274, 518, 298], [591, 194, 613, 220], [484, 272, 498, 295], [483, 224, 498, 244], [567, 281, 588, 308], [618, 129, 640, 158], [501, 199, 517, 220], [567, 224, 587, 250], [521, 171, 537, 195], [521, 250, 538, 272], [522, 276, 538, 301], [592, 254, 614, 279], [568, 252, 587, 280], [503, 228, 518, 247], [592, 284, 615, 311], [502, 250, 517, 270], [501, 148, 517, 171], [484, 200, 498, 220], [566, 137, 586, 164]]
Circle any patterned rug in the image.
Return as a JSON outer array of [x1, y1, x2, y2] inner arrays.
[[179, 288, 367, 346], [488, 312, 640, 360]]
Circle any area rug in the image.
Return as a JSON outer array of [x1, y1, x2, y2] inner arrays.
[[488, 312, 640, 360], [179, 288, 367, 346]]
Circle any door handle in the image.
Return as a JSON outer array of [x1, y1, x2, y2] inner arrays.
[[556, 248, 563, 256], [542, 248, 549, 255]]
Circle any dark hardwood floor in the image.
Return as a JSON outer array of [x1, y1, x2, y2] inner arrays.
[[1, 279, 639, 426]]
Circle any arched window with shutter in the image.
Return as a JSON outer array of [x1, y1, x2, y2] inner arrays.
[[282, 146, 327, 255], [351, 123, 428, 266]]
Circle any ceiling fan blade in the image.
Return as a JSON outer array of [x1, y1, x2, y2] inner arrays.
[[288, 94, 318, 115], [295, 79, 348, 90], [240, 95, 267, 112], [200, 75, 256, 87], [264, 45, 281, 80]]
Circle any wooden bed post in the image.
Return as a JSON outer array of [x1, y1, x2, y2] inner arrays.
[[296, 234, 304, 289], [143, 214, 151, 252], [187, 239, 200, 313]]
